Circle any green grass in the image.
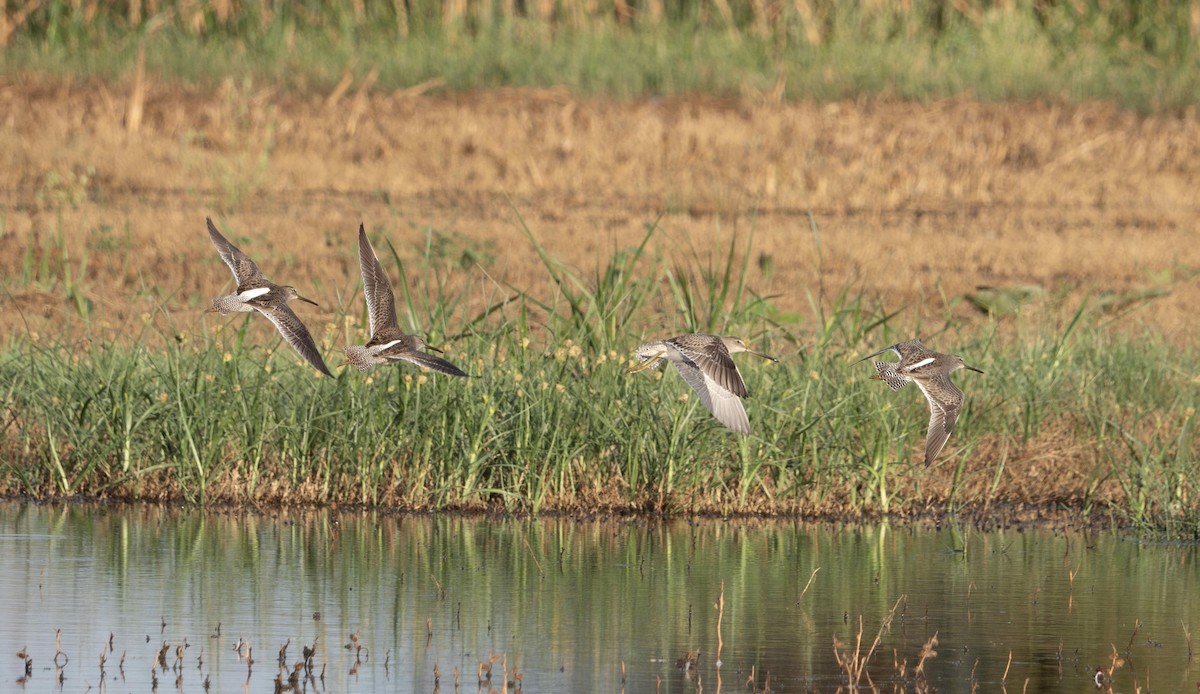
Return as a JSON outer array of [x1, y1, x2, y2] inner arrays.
[[3, 1, 1200, 111], [0, 218, 1196, 534]]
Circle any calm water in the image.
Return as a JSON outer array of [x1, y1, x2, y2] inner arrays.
[[0, 503, 1196, 693]]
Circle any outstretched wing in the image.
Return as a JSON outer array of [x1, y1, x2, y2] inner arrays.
[[855, 343, 901, 365], [207, 218, 265, 286], [390, 351, 470, 378], [357, 225, 399, 336], [256, 303, 333, 377], [672, 360, 750, 435], [669, 337, 749, 398], [914, 373, 965, 465]]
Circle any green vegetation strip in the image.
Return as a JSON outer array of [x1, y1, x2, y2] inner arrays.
[[0, 221, 1196, 532], [3, 0, 1199, 111]]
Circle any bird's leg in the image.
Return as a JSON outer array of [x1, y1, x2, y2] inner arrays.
[[626, 351, 667, 374]]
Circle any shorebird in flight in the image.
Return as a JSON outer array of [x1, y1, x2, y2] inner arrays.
[[206, 218, 332, 377], [858, 338, 983, 465], [343, 225, 469, 378], [628, 333, 776, 435]]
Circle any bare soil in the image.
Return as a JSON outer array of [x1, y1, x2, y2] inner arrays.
[[1, 79, 1198, 345]]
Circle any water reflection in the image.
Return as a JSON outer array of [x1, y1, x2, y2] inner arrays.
[[0, 503, 1196, 692]]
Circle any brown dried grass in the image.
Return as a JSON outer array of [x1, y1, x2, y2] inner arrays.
[[0, 80, 1197, 346]]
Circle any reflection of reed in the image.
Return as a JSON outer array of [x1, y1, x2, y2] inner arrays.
[[832, 595, 902, 688], [472, 652, 524, 691], [47, 634, 64, 686], [914, 632, 938, 687], [16, 645, 32, 686], [744, 665, 771, 693], [715, 580, 725, 667]]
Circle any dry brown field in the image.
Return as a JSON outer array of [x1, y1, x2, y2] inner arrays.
[[2, 78, 1198, 345]]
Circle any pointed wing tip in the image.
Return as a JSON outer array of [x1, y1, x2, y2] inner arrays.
[[303, 351, 334, 378], [394, 352, 471, 378], [257, 304, 331, 379], [300, 351, 334, 378], [712, 409, 750, 435], [206, 217, 229, 242], [922, 422, 954, 467], [923, 449, 944, 467], [856, 344, 899, 362], [720, 409, 751, 435]]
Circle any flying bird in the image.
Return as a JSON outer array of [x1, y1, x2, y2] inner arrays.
[[343, 225, 469, 378], [857, 338, 983, 465], [205, 218, 332, 377], [628, 333, 776, 435]]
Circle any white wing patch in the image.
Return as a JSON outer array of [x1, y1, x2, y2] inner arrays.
[[903, 356, 936, 371], [238, 287, 271, 301]]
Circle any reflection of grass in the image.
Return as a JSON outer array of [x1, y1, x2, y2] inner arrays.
[[0, 219, 1197, 532], [4, 2, 1199, 111]]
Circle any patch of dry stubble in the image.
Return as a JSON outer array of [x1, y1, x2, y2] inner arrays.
[[0, 81, 1196, 345]]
